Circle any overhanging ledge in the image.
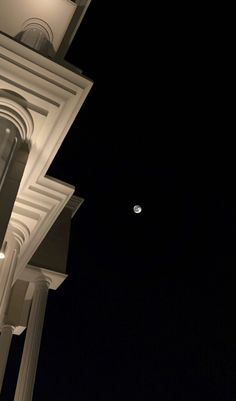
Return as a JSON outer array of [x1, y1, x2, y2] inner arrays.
[[19, 264, 67, 290]]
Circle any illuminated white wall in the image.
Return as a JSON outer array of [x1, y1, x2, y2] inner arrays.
[[0, 0, 77, 52]]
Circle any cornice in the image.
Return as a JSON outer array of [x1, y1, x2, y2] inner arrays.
[[0, 34, 92, 282], [62, 193, 84, 217]]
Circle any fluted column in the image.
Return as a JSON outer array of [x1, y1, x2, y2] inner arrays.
[[0, 324, 14, 393], [14, 276, 51, 401], [0, 229, 19, 324]]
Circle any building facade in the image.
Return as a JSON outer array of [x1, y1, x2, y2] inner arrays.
[[0, 1, 92, 400]]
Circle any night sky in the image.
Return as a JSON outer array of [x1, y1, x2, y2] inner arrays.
[[1, 3, 234, 401]]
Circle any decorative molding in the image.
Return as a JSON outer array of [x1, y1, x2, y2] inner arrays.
[[60, 193, 84, 217], [22, 18, 54, 43], [0, 324, 15, 332], [20, 265, 67, 290], [0, 33, 92, 283], [10, 220, 31, 249], [0, 0, 77, 52], [0, 97, 33, 142]]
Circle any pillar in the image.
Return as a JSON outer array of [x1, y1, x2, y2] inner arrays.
[[0, 324, 14, 393], [14, 276, 51, 401], [0, 231, 19, 323]]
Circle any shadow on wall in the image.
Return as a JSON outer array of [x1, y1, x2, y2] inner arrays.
[[14, 31, 55, 58]]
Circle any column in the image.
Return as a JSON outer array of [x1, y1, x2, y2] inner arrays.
[[14, 276, 51, 401], [0, 324, 14, 393], [0, 227, 21, 324]]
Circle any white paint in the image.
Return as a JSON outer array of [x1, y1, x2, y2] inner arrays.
[[0, 0, 77, 52], [0, 33, 92, 284], [0, 325, 14, 393], [14, 276, 51, 401]]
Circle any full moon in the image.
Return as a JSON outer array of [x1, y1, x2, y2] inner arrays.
[[133, 205, 142, 214]]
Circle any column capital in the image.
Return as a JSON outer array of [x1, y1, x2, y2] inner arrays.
[[0, 324, 15, 333], [34, 275, 52, 289], [20, 265, 67, 290]]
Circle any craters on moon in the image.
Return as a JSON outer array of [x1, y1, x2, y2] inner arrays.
[[133, 205, 142, 214]]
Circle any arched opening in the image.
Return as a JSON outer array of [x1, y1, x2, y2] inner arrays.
[[15, 18, 55, 57]]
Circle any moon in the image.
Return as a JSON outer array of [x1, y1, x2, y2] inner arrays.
[[133, 205, 142, 214]]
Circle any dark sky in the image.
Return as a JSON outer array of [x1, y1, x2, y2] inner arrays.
[[2, 3, 234, 401]]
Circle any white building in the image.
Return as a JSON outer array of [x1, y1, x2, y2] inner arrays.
[[0, 1, 92, 400]]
